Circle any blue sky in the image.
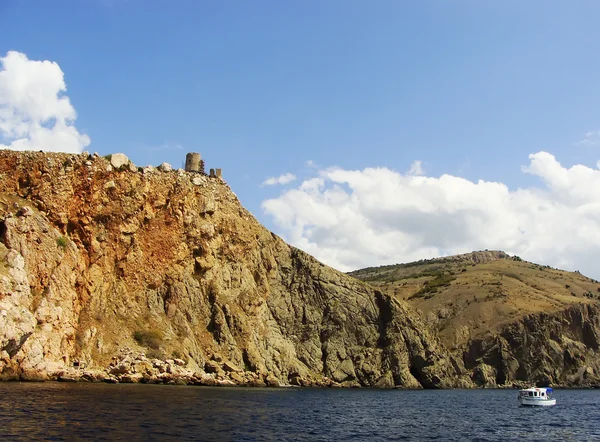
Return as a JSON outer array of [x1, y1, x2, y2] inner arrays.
[[2, 0, 600, 274]]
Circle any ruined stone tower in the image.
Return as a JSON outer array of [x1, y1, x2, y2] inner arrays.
[[185, 152, 205, 174], [185, 152, 201, 172]]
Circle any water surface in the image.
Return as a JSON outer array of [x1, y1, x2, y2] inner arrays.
[[0, 383, 598, 441]]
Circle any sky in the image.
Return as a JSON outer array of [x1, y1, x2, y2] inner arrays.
[[2, 0, 600, 277]]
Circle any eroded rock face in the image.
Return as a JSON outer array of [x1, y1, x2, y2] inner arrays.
[[464, 304, 600, 387], [0, 151, 472, 387], [0, 209, 85, 380]]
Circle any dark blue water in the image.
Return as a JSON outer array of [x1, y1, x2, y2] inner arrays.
[[0, 383, 598, 441]]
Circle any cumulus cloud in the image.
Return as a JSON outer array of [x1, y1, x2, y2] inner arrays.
[[262, 173, 297, 186], [262, 152, 600, 279], [0, 51, 90, 153]]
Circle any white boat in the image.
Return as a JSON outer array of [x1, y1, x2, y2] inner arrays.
[[517, 387, 556, 407]]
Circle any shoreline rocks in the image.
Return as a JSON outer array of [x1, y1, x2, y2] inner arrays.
[[8, 344, 600, 390], [43, 348, 353, 388]]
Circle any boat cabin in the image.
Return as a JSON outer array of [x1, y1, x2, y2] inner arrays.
[[518, 387, 553, 399]]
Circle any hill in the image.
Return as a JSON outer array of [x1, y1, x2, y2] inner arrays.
[[349, 250, 600, 348], [0, 150, 470, 388], [350, 251, 600, 387]]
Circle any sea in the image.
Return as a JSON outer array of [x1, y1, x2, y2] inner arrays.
[[0, 383, 599, 441]]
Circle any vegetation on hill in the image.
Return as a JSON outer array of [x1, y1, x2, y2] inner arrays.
[[349, 251, 600, 348]]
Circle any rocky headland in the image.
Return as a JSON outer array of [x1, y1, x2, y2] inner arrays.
[[1, 150, 598, 389], [0, 150, 472, 388]]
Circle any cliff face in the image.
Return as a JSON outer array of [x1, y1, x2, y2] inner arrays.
[[0, 150, 471, 387], [351, 249, 600, 388], [465, 304, 600, 388]]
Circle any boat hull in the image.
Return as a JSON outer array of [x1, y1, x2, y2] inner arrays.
[[518, 398, 556, 407]]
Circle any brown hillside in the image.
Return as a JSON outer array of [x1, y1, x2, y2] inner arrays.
[[349, 250, 600, 349], [351, 251, 600, 387]]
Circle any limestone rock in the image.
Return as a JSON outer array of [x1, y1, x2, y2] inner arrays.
[[204, 360, 221, 374], [222, 361, 241, 372], [218, 379, 236, 386], [110, 153, 130, 169], [17, 206, 34, 217], [265, 374, 280, 387]]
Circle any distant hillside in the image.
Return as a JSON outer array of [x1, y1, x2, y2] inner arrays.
[[349, 250, 600, 349]]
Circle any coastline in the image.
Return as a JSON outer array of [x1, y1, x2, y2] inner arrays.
[[2, 346, 598, 390]]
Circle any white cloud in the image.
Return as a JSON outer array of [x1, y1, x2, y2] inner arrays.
[[262, 173, 296, 186], [578, 130, 600, 147], [408, 160, 424, 176], [261, 152, 600, 279], [0, 51, 90, 153]]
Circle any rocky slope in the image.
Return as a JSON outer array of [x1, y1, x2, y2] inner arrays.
[[351, 251, 600, 387], [0, 150, 472, 388], [464, 304, 600, 388]]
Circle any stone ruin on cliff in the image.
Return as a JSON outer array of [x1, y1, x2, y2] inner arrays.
[[184, 152, 222, 178]]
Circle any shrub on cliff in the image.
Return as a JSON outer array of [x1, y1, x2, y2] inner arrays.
[[409, 272, 456, 299], [56, 236, 67, 249], [133, 330, 162, 349]]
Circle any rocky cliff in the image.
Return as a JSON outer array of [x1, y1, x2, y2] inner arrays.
[[351, 250, 600, 387], [465, 304, 600, 388], [0, 150, 472, 387]]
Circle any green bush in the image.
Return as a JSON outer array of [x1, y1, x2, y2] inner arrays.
[[56, 236, 68, 249], [133, 329, 162, 349], [409, 273, 456, 299]]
